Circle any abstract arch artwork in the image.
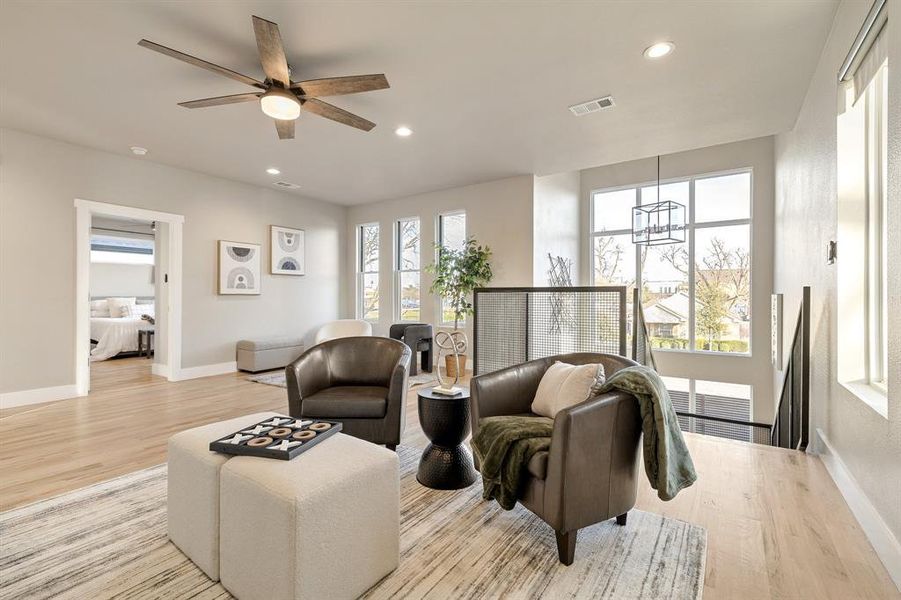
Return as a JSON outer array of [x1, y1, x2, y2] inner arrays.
[[218, 241, 261, 295], [271, 225, 305, 276]]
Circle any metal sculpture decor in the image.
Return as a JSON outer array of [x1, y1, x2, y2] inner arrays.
[[433, 330, 467, 396], [632, 155, 686, 246], [547, 254, 575, 334]]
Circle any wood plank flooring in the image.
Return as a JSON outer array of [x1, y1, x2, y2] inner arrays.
[[1, 357, 897, 599]]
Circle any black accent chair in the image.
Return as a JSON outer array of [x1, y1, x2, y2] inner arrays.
[[286, 336, 411, 450], [389, 323, 433, 376]]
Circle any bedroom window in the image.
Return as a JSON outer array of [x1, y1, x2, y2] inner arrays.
[[437, 210, 466, 324], [357, 223, 380, 321], [90, 234, 154, 265], [590, 170, 752, 354], [395, 217, 421, 322]]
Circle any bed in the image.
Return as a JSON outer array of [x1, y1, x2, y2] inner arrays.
[[90, 297, 155, 361]]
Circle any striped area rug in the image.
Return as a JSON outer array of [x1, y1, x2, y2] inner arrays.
[[0, 447, 705, 599]]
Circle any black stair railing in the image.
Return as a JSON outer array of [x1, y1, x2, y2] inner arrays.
[[633, 287, 810, 449], [771, 286, 811, 450]]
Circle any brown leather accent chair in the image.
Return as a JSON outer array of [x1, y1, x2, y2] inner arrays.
[[470, 352, 642, 565], [286, 336, 411, 450]]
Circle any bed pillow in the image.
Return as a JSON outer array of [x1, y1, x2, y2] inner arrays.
[[90, 299, 111, 317], [106, 297, 137, 318], [531, 361, 606, 418]]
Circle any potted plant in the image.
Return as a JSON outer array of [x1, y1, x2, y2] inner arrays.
[[426, 237, 493, 377]]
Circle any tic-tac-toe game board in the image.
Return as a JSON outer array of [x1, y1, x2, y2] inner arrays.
[[209, 415, 342, 460]]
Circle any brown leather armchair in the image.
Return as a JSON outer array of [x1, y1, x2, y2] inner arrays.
[[286, 336, 411, 450], [470, 352, 642, 565]]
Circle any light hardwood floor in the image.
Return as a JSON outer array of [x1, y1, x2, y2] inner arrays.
[[1, 357, 897, 599]]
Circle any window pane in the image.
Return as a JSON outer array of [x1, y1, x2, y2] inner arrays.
[[694, 225, 750, 353], [360, 224, 379, 272], [362, 273, 379, 320], [592, 188, 635, 232], [592, 233, 635, 287], [399, 272, 420, 321], [440, 213, 466, 252], [640, 181, 689, 206], [398, 219, 420, 270], [695, 172, 750, 223], [641, 240, 689, 350]]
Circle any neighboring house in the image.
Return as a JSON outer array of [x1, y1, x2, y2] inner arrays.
[[644, 291, 746, 340]]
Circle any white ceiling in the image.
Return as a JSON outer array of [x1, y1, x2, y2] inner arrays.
[[0, 1, 838, 205]]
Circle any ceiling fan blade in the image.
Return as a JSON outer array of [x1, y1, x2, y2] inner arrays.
[[291, 74, 389, 97], [251, 16, 290, 87], [138, 39, 264, 89], [301, 98, 375, 131], [274, 119, 295, 140], [178, 92, 262, 109]]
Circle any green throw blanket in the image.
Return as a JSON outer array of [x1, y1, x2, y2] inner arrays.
[[472, 415, 554, 510], [472, 365, 697, 510]]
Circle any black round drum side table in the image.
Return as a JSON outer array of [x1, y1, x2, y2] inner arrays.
[[416, 387, 477, 490]]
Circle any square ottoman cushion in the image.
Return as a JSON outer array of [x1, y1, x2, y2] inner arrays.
[[220, 433, 400, 600], [167, 411, 281, 581]]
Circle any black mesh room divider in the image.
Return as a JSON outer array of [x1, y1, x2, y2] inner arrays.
[[472, 286, 627, 376]]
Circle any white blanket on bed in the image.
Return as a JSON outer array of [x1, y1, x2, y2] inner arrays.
[[90, 317, 153, 361]]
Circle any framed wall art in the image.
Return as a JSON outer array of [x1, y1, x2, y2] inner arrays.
[[271, 225, 305, 275], [219, 240, 261, 295]]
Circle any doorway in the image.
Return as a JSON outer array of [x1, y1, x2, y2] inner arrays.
[[74, 199, 184, 395]]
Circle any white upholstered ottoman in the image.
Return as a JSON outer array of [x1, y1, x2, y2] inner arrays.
[[219, 433, 400, 600], [167, 412, 281, 581], [236, 337, 305, 372]]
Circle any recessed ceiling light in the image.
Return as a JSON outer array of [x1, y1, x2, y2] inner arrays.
[[643, 41, 675, 59], [266, 167, 281, 175], [395, 126, 412, 137], [130, 146, 148, 156]]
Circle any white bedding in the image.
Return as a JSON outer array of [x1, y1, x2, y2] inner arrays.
[[90, 316, 153, 361]]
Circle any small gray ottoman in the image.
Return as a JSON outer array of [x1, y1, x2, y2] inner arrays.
[[219, 433, 400, 600], [236, 336, 305, 372], [167, 411, 281, 580]]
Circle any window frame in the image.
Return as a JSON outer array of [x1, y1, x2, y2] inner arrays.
[[436, 210, 467, 326], [589, 167, 754, 356], [356, 222, 380, 322], [394, 216, 421, 323]]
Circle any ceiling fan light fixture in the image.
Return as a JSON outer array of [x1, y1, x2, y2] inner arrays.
[[260, 88, 300, 120], [395, 126, 412, 137]]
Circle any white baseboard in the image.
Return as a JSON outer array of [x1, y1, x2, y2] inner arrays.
[[816, 428, 901, 591], [174, 361, 237, 381], [0, 384, 79, 410], [151, 363, 170, 378]]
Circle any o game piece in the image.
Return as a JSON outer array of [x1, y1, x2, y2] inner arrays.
[[269, 427, 292, 438], [292, 430, 316, 441], [247, 436, 273, 447], [309, 422, 331, 432]]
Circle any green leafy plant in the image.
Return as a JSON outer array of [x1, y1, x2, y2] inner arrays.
[[426, 237, 493, 330]]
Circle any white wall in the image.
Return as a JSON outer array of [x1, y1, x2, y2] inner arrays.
[[345, 175, 535, 345], [579, 136, 776, 421], [774, 0, 901, 560], [533, 172, 580, 286], [0, 128, 347, 394], [89, 263, 154, 298]]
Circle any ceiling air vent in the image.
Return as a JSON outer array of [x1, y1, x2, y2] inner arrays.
[[568, 95, 615, 116], [273, 181, 301, 189]]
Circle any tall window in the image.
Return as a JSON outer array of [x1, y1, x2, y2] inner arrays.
[[591, 170, 751, 354], [437, 211, 466, 324], [395, 217, 421, 321], [866, 62, 888, 390], [357, 223, 379, 321]]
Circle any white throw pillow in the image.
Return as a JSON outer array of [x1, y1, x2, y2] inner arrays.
[[90, 299, 111, 317], [107, 297, 136, 318], [531, 361, 606, 418]]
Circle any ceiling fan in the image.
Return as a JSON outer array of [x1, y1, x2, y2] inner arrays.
[[138, 15, 389, 140]]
